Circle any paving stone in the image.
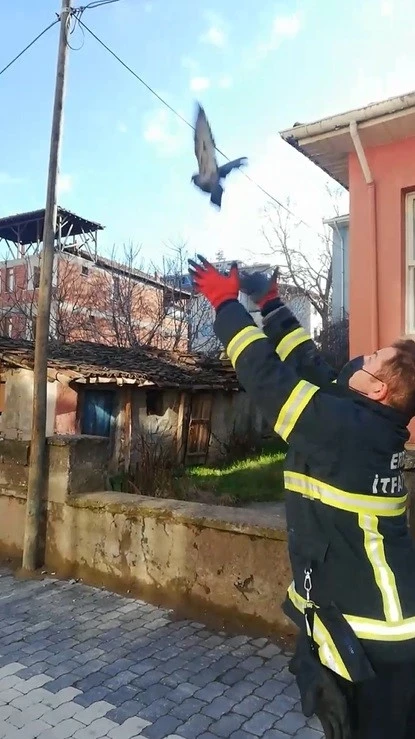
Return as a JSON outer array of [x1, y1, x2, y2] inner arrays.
[[166, 683, 199, 703], [194, 682, 226, 702], [108, 716, 151, 738], [209, 713, 246, 737], [242, 710, 277, 735], [73, 716, 118, 737], [307, 716, 323, 731], [38, 718, 85, 738], [139, 697, 175, 722], [42, 700, 84, 726], [294, 729, 323, 739], [74, 686, 112, 707], [176, 714, 213, 739], [233, 694, 266, 718], [0, 571, 316, 739], [274, 711, 307, 734], [221, 668, 250, 686], [171, 697, 208, 721], [224, 682, 255, 702], [76, 700, 113, 725], [6, 718, 51, 738], [264, 695, 298, 718], [201, 695, 236, 719], [143, 714, 182, 739], [254, 680, 286, 701]]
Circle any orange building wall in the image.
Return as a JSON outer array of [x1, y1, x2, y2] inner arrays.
[[349, 135, 415, 441], [349, 136, 415, 355]]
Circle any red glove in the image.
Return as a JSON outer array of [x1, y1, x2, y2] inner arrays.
[[239, 267, 279, 309], [188, 255, 239, 310], [258, 283, 279, 309]]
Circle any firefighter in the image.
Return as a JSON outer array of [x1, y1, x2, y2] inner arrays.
[[188, 255, 415, 739]]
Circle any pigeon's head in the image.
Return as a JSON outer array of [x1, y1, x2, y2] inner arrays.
[[191, 173, 200, 185]]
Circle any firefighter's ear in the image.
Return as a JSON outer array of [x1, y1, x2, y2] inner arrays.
[[369, 380, 388, 403]]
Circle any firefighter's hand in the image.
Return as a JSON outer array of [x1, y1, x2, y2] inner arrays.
[[239, 267, 280, 309], [188, 255, 240, 310]]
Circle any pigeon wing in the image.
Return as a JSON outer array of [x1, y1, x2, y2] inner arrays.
[[194, 103, 218, 182], [218, 157, 248, 178]]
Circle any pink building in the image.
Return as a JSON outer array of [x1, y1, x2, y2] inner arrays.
[[281, 91, 415, 441]]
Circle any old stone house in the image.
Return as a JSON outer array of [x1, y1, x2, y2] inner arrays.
[[0, 337, 265, 472]]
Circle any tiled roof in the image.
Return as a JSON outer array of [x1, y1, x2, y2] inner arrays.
[[0, 337, 237, 390]]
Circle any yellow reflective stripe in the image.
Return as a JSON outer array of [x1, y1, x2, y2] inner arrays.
[[274, 381, 318, 441], [276, 327, 310, 361], [226, 326, 266, 366], [313, 616, 352, 681], [358, 513, 403, 622], [284, 471, 407, 517], [288, 582, 415, 643]]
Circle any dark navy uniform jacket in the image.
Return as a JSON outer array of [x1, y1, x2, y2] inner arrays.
[[214, 297, 415, 680]]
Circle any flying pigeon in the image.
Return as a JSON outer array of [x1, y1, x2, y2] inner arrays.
[[191, 103, 248, 209]]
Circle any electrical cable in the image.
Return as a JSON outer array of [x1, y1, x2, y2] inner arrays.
[[76, 16, 331, 239], [0, 19, 60, 78]]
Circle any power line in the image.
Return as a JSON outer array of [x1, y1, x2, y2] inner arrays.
[[76, 17, 330, 240], [0, 19, 60, 78]]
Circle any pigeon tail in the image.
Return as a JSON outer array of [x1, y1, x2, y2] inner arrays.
[[210, 183, 224, 209], [218, 157, 248, 178]]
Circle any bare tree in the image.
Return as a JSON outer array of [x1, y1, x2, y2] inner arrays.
[[0, 242, 194, 352], [261, 185, 344, 345]]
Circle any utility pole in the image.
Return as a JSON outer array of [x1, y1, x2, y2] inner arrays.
[[22, 0, 72, 571]]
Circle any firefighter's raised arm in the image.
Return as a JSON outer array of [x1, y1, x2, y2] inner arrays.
[[239, 269, 336, 388], [188, 257, 345, 449]]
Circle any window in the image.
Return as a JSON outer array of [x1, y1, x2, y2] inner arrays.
[[81, 264, 89, 277], [81, 390, 114, 436], [33, 266, 40, 289], [5, 268, 14, 293], [113, 276, 120, 299], [406, 193, 415, 333], [146, 389, 164, 416], [0, 382, 5, 414]]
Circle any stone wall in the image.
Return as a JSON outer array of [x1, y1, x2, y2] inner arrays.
[[0, 437, 292, 637], [0, 435, 110, 502], [46, 495, 292, 637]]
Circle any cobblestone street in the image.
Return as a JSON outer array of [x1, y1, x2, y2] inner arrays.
[[0, 569, 323, 738]]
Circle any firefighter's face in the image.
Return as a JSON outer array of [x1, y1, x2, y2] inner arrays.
[[349, 346, 397, 401]]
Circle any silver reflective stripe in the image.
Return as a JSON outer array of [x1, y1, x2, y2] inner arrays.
[[284, 472, 407, 515]]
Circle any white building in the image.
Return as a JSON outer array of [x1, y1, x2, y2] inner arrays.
[[186, 261, 322, 354], [324, 214, 350, 323]]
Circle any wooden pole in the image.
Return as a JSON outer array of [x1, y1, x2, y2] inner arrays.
[[22, 0, 72, 571]]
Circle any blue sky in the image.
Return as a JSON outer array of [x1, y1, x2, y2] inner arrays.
[[1, 0, 414, 268]]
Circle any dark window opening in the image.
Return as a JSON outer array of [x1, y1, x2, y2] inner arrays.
[[5, 268, 14, 293], [81, 265, 89, 276], [0, 382, 5, 415], [33, 266, 40, 289], [146, 389, 164, 416]]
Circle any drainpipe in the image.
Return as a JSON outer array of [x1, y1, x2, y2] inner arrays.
[[349, 121, 379, 351]]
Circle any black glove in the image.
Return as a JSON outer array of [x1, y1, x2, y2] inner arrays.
[[289, 632, 352, 739], [239, 267, 280, 308]]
